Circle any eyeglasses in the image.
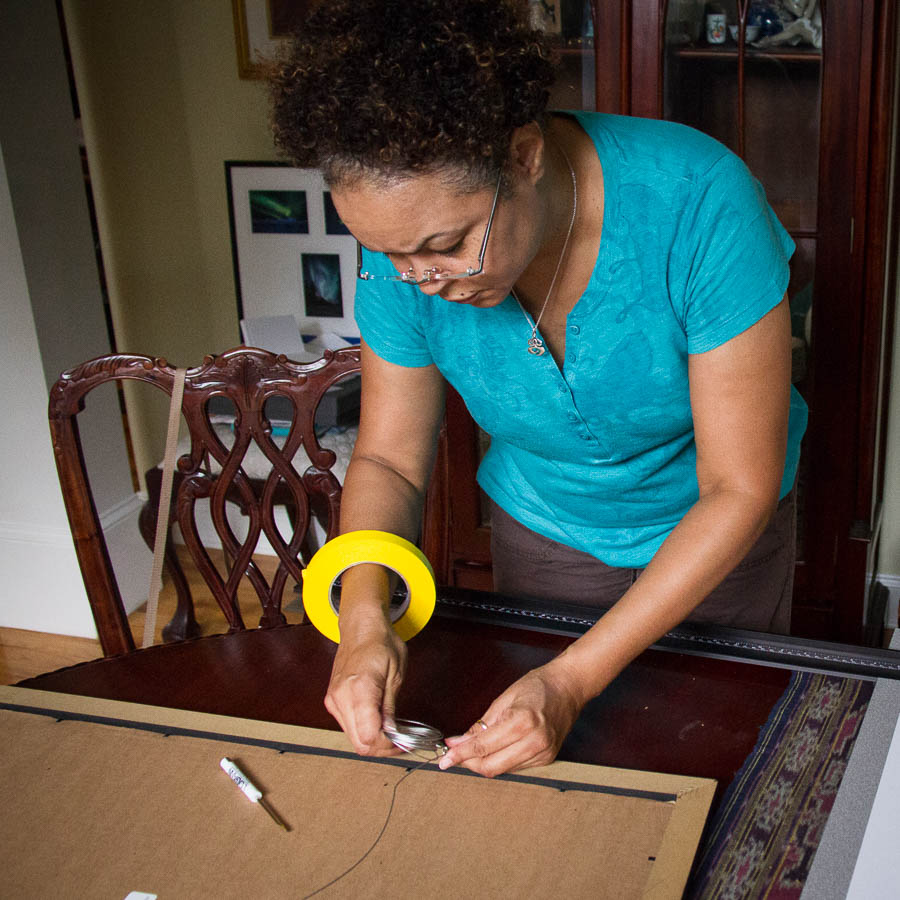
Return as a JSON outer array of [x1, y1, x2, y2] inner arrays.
[[356, 172, 501, 285]]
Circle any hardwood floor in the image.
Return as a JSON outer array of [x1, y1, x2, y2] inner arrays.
[[0, 547, 303, 684], [0, 628, 100, 685]]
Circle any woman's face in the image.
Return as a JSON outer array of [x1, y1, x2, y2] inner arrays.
[[331, 167, 545, 308]]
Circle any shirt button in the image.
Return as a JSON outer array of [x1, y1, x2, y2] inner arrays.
[[568, 354, 577, 364], [569, 324, 580, 335], [581, 434, 592, 441], [567, 412, 578, 421]]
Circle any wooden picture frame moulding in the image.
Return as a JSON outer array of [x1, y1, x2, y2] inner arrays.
[[232, 0, 321, 78]]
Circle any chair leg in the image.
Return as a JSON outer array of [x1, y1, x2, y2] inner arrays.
[[159, 534, 201, 642], [140, 469, 201, 642]]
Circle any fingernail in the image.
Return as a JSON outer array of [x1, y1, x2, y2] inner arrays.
[[438, 755, 452, 770]]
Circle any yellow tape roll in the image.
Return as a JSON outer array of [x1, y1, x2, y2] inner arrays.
[[301, 530, 436, 643]]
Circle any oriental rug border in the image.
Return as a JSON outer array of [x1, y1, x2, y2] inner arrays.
[[687, 671, 874, 899]]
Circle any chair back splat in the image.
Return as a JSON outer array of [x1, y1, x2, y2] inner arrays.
[[49, 346, 362, 656]]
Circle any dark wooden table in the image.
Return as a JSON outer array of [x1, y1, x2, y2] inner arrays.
[[17, 587, 900, 899], [17, 589, 813, 808]]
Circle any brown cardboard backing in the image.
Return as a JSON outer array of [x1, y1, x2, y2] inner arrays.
[[0, 686, 715, 899]]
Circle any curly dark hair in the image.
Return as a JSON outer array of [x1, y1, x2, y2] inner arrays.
[[268, 0, 555, 189]]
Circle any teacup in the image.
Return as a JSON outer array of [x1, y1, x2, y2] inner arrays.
[[728, 24, 761, 42]]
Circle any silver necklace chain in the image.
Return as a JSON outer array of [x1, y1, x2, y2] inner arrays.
[[516, 140, 578, 357]]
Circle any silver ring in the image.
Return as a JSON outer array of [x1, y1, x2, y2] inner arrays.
[[476, 719, 488, 731]]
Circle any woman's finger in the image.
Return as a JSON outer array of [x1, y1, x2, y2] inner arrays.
[[442, 727, 548, 777], [326, 662, 396, 755], [438, 715, 526, 772], [326, 685, 379, 753]]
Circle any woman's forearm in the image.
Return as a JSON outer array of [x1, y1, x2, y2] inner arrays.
[[331, 348, 446, 624], [334, 451, 433, 622], [548, 487, 778, 706], [550, 300, 793, 706]]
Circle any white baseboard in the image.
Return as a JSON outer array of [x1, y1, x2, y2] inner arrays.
[[0, 519, 73, 546], [101, 494, 151, 615], [0, 519, 95, 636], [875, 574, 900, 629], [0, 493, 151, 635], [100, 493, 142, 530]]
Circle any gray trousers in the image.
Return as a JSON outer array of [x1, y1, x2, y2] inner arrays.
[[490, 489, 796, 635]]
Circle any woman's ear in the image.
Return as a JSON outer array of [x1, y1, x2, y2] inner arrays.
[[507, 122, 546, 185]]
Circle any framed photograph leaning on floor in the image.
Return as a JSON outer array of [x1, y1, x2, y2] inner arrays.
[[225, 161, 359, 340]]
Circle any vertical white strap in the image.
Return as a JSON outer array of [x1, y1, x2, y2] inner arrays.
[[142, 367, 187, 649]]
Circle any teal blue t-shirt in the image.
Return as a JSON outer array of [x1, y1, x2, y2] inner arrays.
[[355, 112, 808, 567]]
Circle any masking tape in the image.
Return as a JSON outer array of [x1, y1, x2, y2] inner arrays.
[[301, 530, 436, 643]]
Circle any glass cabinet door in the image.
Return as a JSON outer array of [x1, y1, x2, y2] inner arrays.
[[662, 0, 823, 558], [526, 1, 599, 110], [663, 0, 822, 364]]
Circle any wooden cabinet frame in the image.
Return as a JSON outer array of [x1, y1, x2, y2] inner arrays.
[[424, 1, 899, 644]]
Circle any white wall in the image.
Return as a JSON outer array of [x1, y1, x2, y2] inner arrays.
[[876, 298, 900, 628], [877, 264, 900, 623], [0, 144, 96, 636], [875, 7, 900, 625], [0, 0, 150, 636]]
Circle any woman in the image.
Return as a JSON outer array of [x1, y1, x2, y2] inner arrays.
[[269, 0, 807, 777]]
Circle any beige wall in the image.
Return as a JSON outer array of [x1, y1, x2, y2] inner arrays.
[[63, 0, 278, 479]]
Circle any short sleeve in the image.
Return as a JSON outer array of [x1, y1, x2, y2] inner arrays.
[[674, 153, 795, 354], [353, 248, 435, 367]]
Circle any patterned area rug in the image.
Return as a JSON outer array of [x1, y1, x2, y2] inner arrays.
[[687, 671, 874, 899]]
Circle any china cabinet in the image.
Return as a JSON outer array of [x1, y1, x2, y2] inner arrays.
[[422, 0, 898, 645]]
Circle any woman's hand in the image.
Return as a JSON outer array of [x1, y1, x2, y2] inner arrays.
[[324, 608, 408, 756], [437, 658, 587, 777]]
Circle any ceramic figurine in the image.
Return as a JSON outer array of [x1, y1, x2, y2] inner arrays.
[[748, 2, 784, 38], [754, 0, 821, 49]]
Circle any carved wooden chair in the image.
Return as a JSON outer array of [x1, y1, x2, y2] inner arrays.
[[49, 346, 361, 657]]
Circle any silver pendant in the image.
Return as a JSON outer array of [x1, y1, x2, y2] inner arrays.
[[527, 335, 546, 356]]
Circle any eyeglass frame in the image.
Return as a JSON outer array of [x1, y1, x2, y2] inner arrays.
[[356, 171, 502, 285]]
